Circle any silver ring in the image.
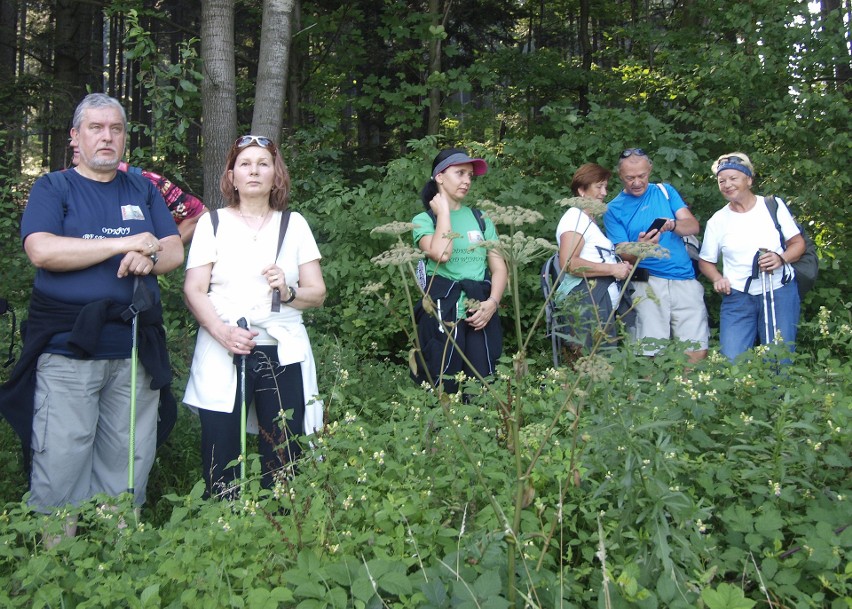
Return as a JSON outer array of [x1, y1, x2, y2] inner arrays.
[[235, 342, 240, 348]]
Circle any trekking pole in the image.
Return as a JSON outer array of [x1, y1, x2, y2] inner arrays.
[[759, 248, 779, 344], [124, 277, 153, 497], [767, 272, 778, 343], [128, 305, 138, 497], [760, 256, 774, 342], [236, 317, 249, 480]]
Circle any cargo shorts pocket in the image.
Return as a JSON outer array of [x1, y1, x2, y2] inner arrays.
[[30, 354, 55, 453]]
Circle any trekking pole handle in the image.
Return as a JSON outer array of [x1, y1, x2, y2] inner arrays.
[[237, 317, 248, 331]]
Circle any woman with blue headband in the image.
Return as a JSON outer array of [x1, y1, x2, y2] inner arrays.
[[410, 148, 507, 394], [698, 152, 805, 361]]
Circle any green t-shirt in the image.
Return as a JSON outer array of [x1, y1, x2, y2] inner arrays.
[[412, 206, 498, 282]]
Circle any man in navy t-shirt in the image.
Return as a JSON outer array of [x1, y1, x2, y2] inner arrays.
[[603, 149, 709, 363], [16, 93, 183, 536]]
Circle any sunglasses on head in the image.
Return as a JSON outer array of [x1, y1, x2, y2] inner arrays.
[[719, 155, 745, 164], [620, 148, 647, 159], [235, 135, 275, 150]]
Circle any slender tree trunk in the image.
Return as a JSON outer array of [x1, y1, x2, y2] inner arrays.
[[0, 0, 19, 176], [426, 0, 442, 135], [201, 0, 237, 209], [821, 0, 851, 97], [578, 0, 591, 114], [286, 0, 302, 142], [253, 0, 295, 140], [53, 0, 95, 170], [0, 0, 15, 82]]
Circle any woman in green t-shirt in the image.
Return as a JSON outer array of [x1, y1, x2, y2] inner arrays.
[[411, 148, 507, 393]]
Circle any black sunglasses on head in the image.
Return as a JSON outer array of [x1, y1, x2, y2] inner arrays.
[[235, 135, 275, 150], [719, 155, 745, 164], [620, 148, 648, 159]]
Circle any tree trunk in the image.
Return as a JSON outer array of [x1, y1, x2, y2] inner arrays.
[[821, 0, 851, 97], [0, 0, 19, 176], [52, 0, 98, 170], [286, 0, 302, 142], [253, 0, 295, 140], [426, 0, 442, 135], [578, 0, 590, 115], [201, 0, 237, 209]]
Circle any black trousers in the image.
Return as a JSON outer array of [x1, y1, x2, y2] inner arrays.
[[199, 346, 305, 498]]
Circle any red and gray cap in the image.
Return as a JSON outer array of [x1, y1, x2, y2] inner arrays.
[[432, 152, 488, 178]]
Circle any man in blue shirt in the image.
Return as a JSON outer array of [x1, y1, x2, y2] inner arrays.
[[11, 93, 183, 540], [603, 149, 708, 362]]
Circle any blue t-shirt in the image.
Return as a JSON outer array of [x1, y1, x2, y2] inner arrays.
[[603, 183, 694, 280], [21, 169, 178, 357]]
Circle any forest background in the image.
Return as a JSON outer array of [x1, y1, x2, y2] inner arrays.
[[0, 1, 850, 607]]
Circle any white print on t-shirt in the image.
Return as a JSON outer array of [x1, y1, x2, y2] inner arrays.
[[101, 226, 132, 236], [121, 204, 146, 220], [468, 230, 484, 243]]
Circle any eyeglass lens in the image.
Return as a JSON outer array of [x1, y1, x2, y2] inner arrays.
[[236, 135, 273, 149], [620, 148, 647, 159]]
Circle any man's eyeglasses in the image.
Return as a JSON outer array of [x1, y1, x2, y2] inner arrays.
[[235, 135, 275, 150], [620, 148, 647, 159]]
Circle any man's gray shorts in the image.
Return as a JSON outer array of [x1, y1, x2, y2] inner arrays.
[[29, 353, 159, 512]]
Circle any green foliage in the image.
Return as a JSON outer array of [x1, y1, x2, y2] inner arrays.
[[1, 315, 849, 607], [123, 13, 203, 178]]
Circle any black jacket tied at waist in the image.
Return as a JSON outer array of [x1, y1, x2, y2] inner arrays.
[[411, 274, 503, 387], [0, 288, 176, 458]]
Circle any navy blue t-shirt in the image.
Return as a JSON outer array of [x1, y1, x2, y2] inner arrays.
[[21, 169, 178, 358]]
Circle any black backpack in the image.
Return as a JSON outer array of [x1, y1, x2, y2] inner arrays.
[[764, 195, 818, 298]]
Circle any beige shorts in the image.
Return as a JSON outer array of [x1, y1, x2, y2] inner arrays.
[[630, 276, 709, 355], [29, 354, 159, 512]]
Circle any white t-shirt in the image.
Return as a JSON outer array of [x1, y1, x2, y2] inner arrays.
[[555, 207, 620, 307], [187, 209, 321, 325], [183, 209, 323, 433], [699, 196, 800, 295]]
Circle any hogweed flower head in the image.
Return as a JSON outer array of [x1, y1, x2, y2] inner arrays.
[[360, 282, 385, 295], [615, 241, 670, 261], [371, 242, 424, 268], [370, 221, 417, 237], [478, 233, 556, 266], [574, 354, 613, 383], [478, 199, 543, 227], [557, 196, 609, 218]]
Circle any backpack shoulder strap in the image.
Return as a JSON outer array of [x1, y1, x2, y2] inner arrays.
[[45, 171, 71, 216], [275, 210, 292, 260], [763, 195, 786, 250], [426, 207, 487, 232], [656, 183, 670, 200], [210, 208, 219, 236], [471, 208, 486, 232]]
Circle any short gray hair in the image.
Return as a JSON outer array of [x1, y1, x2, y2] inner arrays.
[[71, 93, 127, 131]]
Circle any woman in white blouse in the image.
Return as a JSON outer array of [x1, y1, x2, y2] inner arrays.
[[554, 163, 634, 351], [698, 152, 804, 361], [183, 135, 326, 498]]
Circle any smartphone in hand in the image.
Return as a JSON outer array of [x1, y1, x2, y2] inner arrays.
[[645, 217, 667, 234]]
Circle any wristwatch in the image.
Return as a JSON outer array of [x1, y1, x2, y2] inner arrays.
[[149, 253, 159, 266], [282, 286, 297, 304]]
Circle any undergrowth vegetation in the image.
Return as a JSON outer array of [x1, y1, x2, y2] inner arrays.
[[0, 312, 849, 607]]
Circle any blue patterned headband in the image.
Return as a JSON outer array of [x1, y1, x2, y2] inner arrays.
[[716, 156, 753, 177]]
